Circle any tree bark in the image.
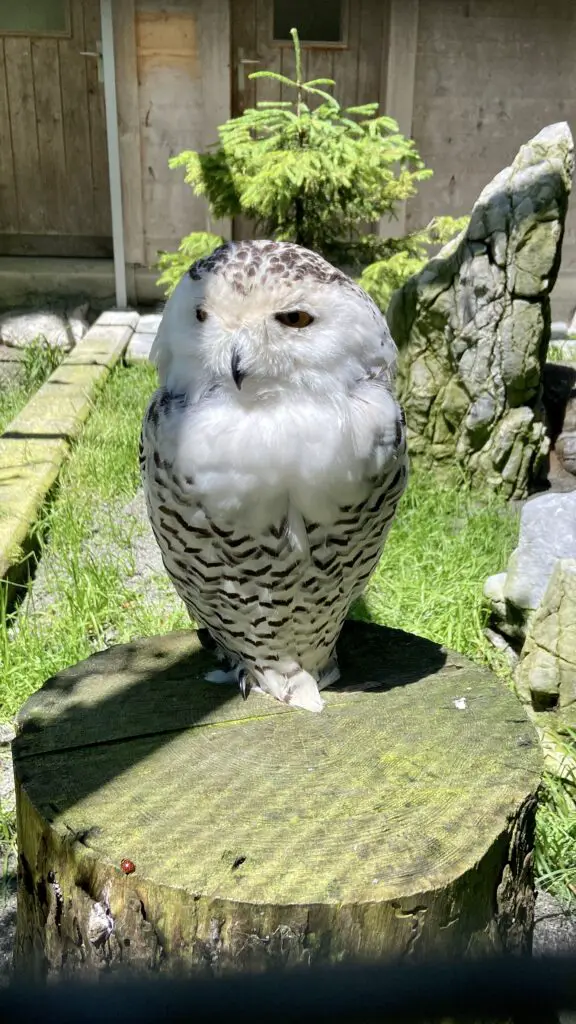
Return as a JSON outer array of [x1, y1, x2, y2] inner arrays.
[[13, 620, 542, 979]]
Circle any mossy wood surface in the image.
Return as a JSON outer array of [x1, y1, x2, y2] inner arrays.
[[14, 621, 542, 978]]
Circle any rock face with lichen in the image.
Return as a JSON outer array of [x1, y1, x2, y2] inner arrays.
[[515, 560, 576, 722], [485, 491, 576, 645], [388, 122, 574, 499], [484, 491, 576, 728]]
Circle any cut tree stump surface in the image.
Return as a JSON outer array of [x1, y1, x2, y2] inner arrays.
[[13, 621, 542, 975]]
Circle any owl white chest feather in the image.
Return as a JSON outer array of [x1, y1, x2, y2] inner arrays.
[[155, 380, 399, 534]]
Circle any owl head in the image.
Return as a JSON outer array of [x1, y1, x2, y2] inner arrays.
[[150, 240, 398, 401]]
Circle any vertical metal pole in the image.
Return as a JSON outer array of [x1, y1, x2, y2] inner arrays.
[[100, 0, 128, 308]]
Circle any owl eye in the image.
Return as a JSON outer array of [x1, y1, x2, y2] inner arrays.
[[196, 306, 208, 323], [274, 310, 314, 328]]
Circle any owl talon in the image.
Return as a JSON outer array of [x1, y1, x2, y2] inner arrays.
[[238, 669, 251, 701]]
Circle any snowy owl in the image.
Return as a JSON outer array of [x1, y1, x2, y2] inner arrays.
[[140, 240, 408, 712]]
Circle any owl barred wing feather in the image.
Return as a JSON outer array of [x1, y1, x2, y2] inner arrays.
[[141, 240, 408, 712]]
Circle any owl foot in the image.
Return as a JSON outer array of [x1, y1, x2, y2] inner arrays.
[[206, 662, 324, 712], [255, 667, 325, 712], [284, 670, 325, 713], [205, 663, 261, 702], [238, 668, 251, 701]]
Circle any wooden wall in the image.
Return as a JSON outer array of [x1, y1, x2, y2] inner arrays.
[[0, 0, 111, 257]]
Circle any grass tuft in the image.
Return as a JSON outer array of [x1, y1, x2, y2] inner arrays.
[[535, 727, 576, 905], [353, 469, 519, 672], [0, 336, 63, 434]]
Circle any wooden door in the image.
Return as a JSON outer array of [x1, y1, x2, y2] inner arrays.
[[0, 0, 112, 257], [230, 0, 390, 239]]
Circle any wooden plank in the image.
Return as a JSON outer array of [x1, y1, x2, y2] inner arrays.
[[356, 0, 387, 108], [230, 0, 258, 240], [3, 37, 44, 234], [333, 1, 360, 108], [231, 0, 258, 115], [82, 0, 112, 238], [135, 4, 206, 261], [30, 39, 66, 235], [254, 0, 281, 104], [382, 0, 419, 237], [0, 233, 113, 257], [385, 0, 419, 138], [304, 48, 334, 107], [0, 39, 18, 234], [57, 1, 96, 236], [113, 0, 145, 265], [198, 0, 232, 240], [198, 0, 231, 147], [378, 0, 391, 115], [279, 39, 296, 101]]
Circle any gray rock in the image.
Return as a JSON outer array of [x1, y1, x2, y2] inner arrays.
[[533, 889, 576, 957], [504, 493, 576, 620], [515, 559, 576, 715], [97, 309, 140, 328], [485, 492, 576, 726], [0, 303, 89, 351], [137, 313, 162, 335], [388, 122, 574, 499], [126, 331, 155, 363]]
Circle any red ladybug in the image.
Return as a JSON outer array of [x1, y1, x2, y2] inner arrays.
[[120, 858, 136, 875]]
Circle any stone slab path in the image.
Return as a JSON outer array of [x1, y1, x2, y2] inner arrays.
[[0, 311, 138, 590]]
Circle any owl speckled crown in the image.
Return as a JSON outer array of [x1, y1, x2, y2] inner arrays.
[[188, 239, 350, 293]]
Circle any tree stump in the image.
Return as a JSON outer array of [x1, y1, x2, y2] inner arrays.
[[13, 621, 542, 979]]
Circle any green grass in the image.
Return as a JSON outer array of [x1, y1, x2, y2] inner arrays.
[[535, 727, 576, 906], [1, 362, 186, 722], [0, 361, 574, 907], [357, 471, 519, 670], [0, 336, 63, 434]]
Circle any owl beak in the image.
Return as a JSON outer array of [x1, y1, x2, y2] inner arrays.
[[231, 346, 246, 390]]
